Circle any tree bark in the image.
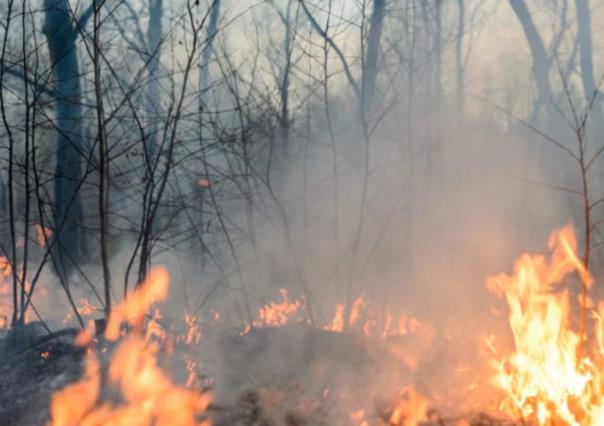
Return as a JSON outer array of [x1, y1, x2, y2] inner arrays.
[[508, 0, 553, 117], [199, 0, 220, 101], [363, 0, 385, 110], [279, 0, 294, 151], [456, 0, 464, 110], [435, 0, 443, 102], [43, 0, 85, 279], [146, 0, 163, 160], [575, 0, 601, 114]]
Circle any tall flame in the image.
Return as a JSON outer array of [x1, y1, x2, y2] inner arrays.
[[488, 225, 604, 425], [48, 266, 211, 426]]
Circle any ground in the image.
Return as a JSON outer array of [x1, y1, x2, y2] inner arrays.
[[0, 323, 518, 425]]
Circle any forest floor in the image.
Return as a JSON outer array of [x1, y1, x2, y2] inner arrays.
[[0, 324, 517, 425], [0, 325, 82, 425]]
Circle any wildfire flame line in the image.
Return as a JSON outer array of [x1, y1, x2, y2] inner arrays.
[[488, 225, 604, 425], [48, 266, 212, 426]]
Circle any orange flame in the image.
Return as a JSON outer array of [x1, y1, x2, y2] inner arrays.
[[324, 295, 423, 339], [242, 288, 308, 333], [350, 408, 369, 426], [48, 266, 211, 426], [488, 225, 604, 425], [35, 224, 53, 247], [325, 303, 345, 332], [49, 351, 102, 426], [389, 386, 429, 426], [105, 267, 169, 340], [0, 255, 39, 326], [179, 313, 203, 346]]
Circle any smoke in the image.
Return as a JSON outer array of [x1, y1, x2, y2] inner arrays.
[[5, 1, 604, 423], [133, 2, 589, 419]]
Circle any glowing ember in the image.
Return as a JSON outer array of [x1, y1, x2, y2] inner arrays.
[[48, 266, 212, 426], [488, 225, 604, 425], [196, 178, 211, 188]]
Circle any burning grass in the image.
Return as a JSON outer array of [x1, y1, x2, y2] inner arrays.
[[48, 267, 212, 426], [6, 225, 604, 425], [486, 225, 604, 425]]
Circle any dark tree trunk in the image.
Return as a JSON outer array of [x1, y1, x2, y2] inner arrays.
[[146, 0, 163, 159], [43, 0, 84, 279], [363, 0, 385, 110], [199, 0, 220, 99], [279, 0, 294, 151]]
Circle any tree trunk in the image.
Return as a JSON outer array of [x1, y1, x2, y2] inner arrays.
[[575, 0, 601, 115], [456, 0, 464, 110], [279, 0, 294, 151], [363, 0, 385, 110], [146, 0, 163, 160], [508, 0, 553, 119], [43, 0, 84, 279], [199, 0, 220, 101], [435, 0, 443, 103]]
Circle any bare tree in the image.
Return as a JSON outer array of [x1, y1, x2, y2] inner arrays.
[[146, 0, 164, 159], [43, 0, 92, 279], [574, 0, 601, 120], [363, 0, 385, 110], [456, 0, 464, 109], [508, 0, 553, 120]]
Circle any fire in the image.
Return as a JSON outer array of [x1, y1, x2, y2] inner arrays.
[[144, 308, 167, 352], [62, 299, 98, 325], [389, 386, 429, 426], [0, 272, 9, 328], [49, 350, 102, 425], [241, 288, 308, 333], [178, 313, 203, 346], [105, 267, 170, 340], [350, 408, 369, 426], [0, 256, 13, 328], [254, 288, 307, 327], [348, 386, 428, 426], [242, 289, 425, 342], [488, 225, 604, 425], [48, 266, 212, 426], [324, 295, 423, 339], [196, 178, 211, 188], [325, 303, 345, 332], [35, 223, 53, 247], [0, 255, 38, 326]]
